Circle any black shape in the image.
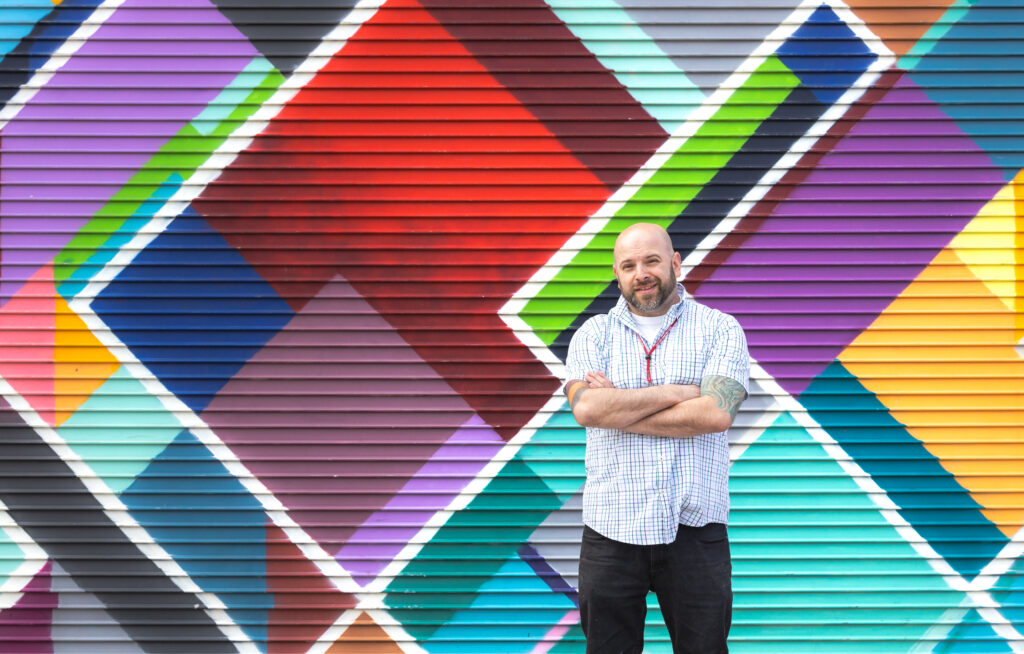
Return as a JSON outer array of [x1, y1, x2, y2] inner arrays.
[[551, 86, 828, 356], [210, 0, 361, 76], [0, 406, 237, 653], [667, 85, 827, 255]]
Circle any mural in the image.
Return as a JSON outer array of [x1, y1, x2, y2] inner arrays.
[[0, 0, 1021, 651]]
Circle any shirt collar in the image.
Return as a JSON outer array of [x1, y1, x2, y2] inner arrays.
[[610, 282, 688, 328]]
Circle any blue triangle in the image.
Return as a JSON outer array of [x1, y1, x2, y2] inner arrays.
[[777, 4, 877, 104], [803, 361, 1008, 580], [122, 429, 271, 648]]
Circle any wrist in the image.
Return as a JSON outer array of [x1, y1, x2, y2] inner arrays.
[[669, 384, 700, 402]]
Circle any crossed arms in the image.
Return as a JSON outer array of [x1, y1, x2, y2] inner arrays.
[[565, 373, 747, 438]]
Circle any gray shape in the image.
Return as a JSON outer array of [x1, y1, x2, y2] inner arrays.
[[729, 376, 781, 438], [0, 401, 236, 653], [615, 0, 805, 91], [728, 377, 784, 463], [527, 493, 584, 589], [51, 562, 146, 654]]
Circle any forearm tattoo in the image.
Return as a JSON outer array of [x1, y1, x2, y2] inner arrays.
[[700, 375, 747, 420]]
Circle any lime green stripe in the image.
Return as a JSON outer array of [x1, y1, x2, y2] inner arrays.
[[519, 55, 800, 345], [53, 64, 285, 284]]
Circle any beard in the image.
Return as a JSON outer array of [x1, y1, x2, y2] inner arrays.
[[623, 272, 676, 313]]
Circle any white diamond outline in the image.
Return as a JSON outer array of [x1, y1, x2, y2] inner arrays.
[[0, 373, 264, 652], [0, 500, 49, 611]]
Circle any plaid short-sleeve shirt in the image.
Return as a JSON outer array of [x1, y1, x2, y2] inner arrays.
[[565, 285, 750, 545]]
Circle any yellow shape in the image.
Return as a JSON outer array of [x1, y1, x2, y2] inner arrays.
[[949, 177, 1016, 313], [840, 249, 1024, 537], [54, 295, 120, 426]]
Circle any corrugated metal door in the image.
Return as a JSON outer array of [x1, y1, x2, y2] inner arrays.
[[0, 0, 1021, 651]]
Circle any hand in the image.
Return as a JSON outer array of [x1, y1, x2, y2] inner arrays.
[[585, 371, 615, 389], [674, 384, 701, 401]]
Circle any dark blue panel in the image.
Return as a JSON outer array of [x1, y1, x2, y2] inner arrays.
[[92, 208, 294, 412], [802, 361, 1007, 579], [776, 4, 877, 105], [122, 429, 271, 646]]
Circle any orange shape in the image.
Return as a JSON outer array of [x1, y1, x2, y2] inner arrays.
[[0, 264, 56, 425], [327, 612, 404, 654], [840, 249, 1024, 537], [844, 0, 956, 57], [54, 295, 121, 426]]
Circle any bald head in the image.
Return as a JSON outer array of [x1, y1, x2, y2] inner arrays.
[[613, 222, 674, 263], [612, 223, 681, 316]]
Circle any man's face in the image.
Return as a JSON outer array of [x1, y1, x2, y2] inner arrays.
[[612, 231, 682, 316]]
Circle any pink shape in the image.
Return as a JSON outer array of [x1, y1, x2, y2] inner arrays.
[[530, 610, 580, 654], [0, 265, 55, 424]]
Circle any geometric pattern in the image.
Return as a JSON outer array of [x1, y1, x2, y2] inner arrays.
[[0, 0, 1022, 652]]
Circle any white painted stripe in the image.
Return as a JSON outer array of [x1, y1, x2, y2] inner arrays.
[[0, 508, 48, 610], [0, 376, 259, 653], [63, 0, 389, 598], [493, 3, 1024, 646], [499, 0, 821, 325], [67, 300, 363, 595], [0, 0, 127, 130], [361, 392, 570, 594], [73, 0, 389, 304], [367, 609, 430, 654], [0, 0, 402, 647]]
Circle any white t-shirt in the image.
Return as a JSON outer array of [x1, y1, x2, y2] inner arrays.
[[632, 313, 665, 343]]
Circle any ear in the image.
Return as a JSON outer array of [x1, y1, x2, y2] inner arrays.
[[672, 251, 682, 276]]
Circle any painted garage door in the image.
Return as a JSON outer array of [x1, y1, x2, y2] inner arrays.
[[0, 0, 1021, 651]]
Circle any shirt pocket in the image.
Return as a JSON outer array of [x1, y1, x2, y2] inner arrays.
[[663, 341, 705, 386]]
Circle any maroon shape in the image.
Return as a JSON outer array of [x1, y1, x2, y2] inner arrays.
[[0, 562, 55, 653], [417, 0, 669, 190]]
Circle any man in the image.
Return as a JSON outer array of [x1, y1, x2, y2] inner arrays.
[[564, 222, 749, 653]]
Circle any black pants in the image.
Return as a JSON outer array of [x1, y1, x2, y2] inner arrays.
[[578, 523, 732, 654]]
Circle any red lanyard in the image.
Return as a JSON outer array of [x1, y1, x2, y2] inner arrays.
[[637, 317, 678, 385]]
